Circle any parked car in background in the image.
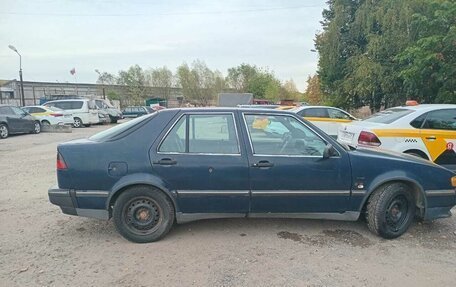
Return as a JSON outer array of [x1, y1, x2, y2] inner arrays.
[[48, 108, 456, 243], [22, 106, 74, 126], [291, 106, 357, 138], [338, 104, 456, 171], [0, 104, 41, 139], [122, 106, 154, 118], [43, 99, 99, 128], [94, 99, 123, 123]]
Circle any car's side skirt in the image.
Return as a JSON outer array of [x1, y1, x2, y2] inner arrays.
[[175, 211, 360, 224]]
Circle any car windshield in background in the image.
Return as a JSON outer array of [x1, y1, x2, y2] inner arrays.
[[90, 113, 155, 142], [363, 108, 414, 124]]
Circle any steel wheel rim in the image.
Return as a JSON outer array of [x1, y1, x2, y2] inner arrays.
[[122, 197, 163, 235], [34, 122, 40, 133], [0, 126, 7, 137], [385, 195, 409, 232]]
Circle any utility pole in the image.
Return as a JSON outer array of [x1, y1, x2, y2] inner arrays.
[[8, 45, 25, 106]]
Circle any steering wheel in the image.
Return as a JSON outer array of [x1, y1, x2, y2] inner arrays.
[[279, 132, 293, 154]]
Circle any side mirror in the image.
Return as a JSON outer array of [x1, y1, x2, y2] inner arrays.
[[323, 144, 337, 159]]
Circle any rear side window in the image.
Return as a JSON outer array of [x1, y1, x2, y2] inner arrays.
[[159, 116, 186, 153], [328, 109, 351, 120], [364, 108, 414, 124], [301, 108, 329, 118], [0, 106, 14, 115], [159, 114, 240, 154], [422, 109, 456, 131]]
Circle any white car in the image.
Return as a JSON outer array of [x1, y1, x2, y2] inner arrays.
[[23, 106, 74, 126], [290, 106, 357, 138], [43, 99, 99, 128], [338, 104, 456, 170]]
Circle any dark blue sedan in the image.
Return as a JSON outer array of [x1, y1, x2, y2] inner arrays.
[[48, 108, 456, 243]]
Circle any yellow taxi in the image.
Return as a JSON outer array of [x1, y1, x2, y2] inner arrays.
[[338, 104, 456, 171], [290, 105, 357, 138]]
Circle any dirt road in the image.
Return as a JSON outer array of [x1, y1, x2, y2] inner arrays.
[[0, 125, 455, 287]]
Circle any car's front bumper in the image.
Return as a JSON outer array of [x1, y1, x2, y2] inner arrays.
[[48, 186, 109, 220]]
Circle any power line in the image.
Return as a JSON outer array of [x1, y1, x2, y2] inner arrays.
[[0, 5, 323, 17]]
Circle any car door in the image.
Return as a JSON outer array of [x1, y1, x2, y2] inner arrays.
[[150, 112, 250, 214], [242, 112, 352, 214], [419, 109, 456, 170], [11, 106, 32, 132], [0, 106, 22, 132]]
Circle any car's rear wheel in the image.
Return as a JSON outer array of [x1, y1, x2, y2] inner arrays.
[[366, 182, 415, 239], [73, 117, 83, 128], [113, 186, 174, 243], [41, 120, 51, 127], [0, 123, 9, 139], [33, 121, 41, 134]]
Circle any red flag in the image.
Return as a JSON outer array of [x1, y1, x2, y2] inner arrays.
[[70, 68, 76, 75]]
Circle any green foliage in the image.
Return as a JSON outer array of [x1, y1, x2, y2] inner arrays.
[[316, 0, 456, 111], [117, 64, 147, 105], [176, 60, 225, 105], [146, 66, 175, 99]]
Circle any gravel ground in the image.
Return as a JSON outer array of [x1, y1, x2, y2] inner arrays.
[[0, 124, 455, 287]]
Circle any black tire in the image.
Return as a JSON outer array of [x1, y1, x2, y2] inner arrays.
[[33, 121, 41, 134], [0, 123, 8, 139], [366, 182, 415, 239], [73, 117, 83, 128], [84, 124, 91, 127], [113, 186, 175, 243], [41, 120, 51, 126]]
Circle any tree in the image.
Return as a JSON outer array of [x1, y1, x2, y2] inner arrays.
[[226, 64, 258, 92], [146, 66, 175, 99], [315, 0, 456, 112], [176, 60, 224, 106], [305, 75, 324, 105], [117, 65, 147, 105]]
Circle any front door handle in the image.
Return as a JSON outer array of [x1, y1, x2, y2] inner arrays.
[[153, 158, 177, 165], [426, 136, 436, 140], [252, 160, 274, 168]]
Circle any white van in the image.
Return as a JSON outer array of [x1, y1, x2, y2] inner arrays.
[[44, 99, 99, 128]]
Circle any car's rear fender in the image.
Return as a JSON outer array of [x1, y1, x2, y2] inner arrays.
[[107, 172, 179, 215]]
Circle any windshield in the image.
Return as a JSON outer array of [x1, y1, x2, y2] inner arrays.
[[90, 113, 155, 141], [364, 108, 414, 124]]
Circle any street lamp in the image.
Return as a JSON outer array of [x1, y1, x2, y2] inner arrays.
[[8, 45, 25, 106]]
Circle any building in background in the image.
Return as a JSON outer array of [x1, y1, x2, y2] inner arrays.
[[0, 79, 184, 108]]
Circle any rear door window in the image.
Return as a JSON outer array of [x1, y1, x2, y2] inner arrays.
[[328, 108, 351, 120], [301, 108, 329, 118], [422, 109, 456, 131]]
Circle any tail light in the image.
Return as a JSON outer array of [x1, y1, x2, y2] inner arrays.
[[57, 152, 68, 170], [50, 113, 63, 117], [358, 131, 381, 147]]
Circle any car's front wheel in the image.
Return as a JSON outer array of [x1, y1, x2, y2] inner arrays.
[[113, 186, 174, 243], [0, 123, 9, 139], [366, 182, 415, 239]]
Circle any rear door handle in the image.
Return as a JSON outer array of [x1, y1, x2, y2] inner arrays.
[[153, 158, 177, 165], [426, 136, 436, 140], [251, 160, 274, 168]]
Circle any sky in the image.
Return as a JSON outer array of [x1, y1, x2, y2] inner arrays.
[[0, 0, 327, 91]]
